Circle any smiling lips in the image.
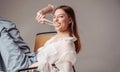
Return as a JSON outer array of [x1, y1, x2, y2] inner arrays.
[[54, 23, 61, 27]]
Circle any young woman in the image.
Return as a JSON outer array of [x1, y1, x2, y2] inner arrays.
[[0, 5, 81, 72], [30, 5, 81, 72]]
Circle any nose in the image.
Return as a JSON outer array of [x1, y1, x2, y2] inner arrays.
[[53, 16, 58, 22]]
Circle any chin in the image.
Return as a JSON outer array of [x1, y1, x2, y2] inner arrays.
[[55, 28, 66, 32], [55, 28, 60, 31]]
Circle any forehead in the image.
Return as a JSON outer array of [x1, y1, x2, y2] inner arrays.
[[54, 9, 67, 15]]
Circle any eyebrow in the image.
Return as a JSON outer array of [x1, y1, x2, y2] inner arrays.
[[54, 13, 66, 17]]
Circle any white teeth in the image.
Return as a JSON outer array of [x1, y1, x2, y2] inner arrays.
[[55, 23, 60, 27]]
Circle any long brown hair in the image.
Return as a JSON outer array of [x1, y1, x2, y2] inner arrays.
[[54, 5, 81, 54]]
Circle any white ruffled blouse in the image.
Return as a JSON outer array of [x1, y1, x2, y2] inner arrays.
[[37, 35, 77, 72]]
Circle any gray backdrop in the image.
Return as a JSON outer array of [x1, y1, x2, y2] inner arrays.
[[0, 0, 120, 72]]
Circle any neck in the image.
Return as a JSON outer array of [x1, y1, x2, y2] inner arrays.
[[56, 30, 71, 37]]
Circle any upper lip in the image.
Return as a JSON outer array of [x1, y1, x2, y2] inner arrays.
[[54, 22, 61, 27]]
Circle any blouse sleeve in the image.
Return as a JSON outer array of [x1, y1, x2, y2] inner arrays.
[[58, 38, 77, 65], [37, 46, 49, 71], [60, 51, 76, 65]]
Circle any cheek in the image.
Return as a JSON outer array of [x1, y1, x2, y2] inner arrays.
[[61, 19, 69, 27], [62, 20, 69, 28], [59, 24, 69, 31], [63, 18, 70, 25]]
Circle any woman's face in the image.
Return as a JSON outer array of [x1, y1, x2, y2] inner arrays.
[[53, 9, 71, 32]]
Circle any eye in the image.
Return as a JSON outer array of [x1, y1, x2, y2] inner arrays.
[[58, 15, 64, 18]]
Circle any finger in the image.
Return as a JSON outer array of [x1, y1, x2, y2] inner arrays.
[[36, 15, 42, 22], [36, 13, 42, 20], [36, 11, 42, 21], [37, 15, 46, 23], [40, 18, 46, 24]]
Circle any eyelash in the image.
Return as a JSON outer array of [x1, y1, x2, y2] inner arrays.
[[53, 15, 64, 18], [59, 16, 63, 18]]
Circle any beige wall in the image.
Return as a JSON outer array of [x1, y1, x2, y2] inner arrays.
[[0, 0, 120, 72]]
